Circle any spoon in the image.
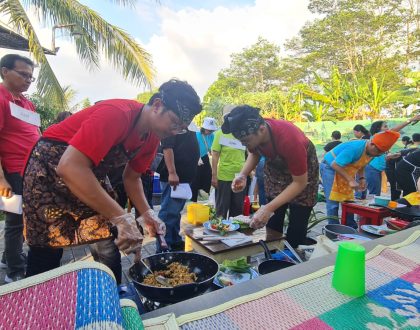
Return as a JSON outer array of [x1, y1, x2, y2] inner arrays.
[[140, 259, 172, 287]]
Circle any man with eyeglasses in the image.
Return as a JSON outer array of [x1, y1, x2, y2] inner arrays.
[[22, 79, 202, 281], [0, 54, 40, 283]]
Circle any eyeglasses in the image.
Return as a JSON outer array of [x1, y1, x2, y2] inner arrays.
[[11, 69, 36, 82], [166, 109, 188, 134]]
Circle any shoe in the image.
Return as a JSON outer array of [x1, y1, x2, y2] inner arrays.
[[4, 274, 25, 283]]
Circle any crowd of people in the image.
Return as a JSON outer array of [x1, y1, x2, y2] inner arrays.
[[0, 53, 419, 284]]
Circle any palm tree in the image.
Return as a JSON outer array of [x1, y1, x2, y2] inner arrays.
[[0, 0, 154, 110]]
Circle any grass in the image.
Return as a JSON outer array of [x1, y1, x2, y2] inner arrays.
[[295, 118, 419, 157]]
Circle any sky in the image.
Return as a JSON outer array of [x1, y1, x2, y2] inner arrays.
[[0, 0, 315, 105]]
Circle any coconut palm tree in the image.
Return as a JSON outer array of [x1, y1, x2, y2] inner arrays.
[[0, 0, 154, 109]]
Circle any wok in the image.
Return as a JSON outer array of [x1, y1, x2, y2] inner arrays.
[[257, 240, 295, 275], [371, 204, 420, 222], [129, 236, 219, 304]]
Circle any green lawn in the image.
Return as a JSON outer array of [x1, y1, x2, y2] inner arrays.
[[295, 118, 418, 157]]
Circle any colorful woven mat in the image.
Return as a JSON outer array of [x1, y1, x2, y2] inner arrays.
[[175, 231, 420, 329], [0, 261, 143, 329]]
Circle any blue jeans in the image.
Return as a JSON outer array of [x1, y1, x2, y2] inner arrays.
[[157, 182, 187, 251], [256, 158, 266, 205], [320, 162, 357, 228], [365, 165, 382, 196]]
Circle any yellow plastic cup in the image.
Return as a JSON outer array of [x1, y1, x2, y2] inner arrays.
[[332, 241, 366, 297]]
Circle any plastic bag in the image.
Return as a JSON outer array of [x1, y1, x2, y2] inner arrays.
[[208, 188, 216, 206]]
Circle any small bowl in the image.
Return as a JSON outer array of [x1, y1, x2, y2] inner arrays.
[[374, 196, 391, 207]]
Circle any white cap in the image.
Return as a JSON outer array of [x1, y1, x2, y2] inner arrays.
[[202, 117, 218, 131], [187, 121, 199, 132]]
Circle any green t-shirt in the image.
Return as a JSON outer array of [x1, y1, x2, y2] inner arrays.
[[211, 130, 246, 181]]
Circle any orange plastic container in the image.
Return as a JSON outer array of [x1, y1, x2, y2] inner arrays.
[[187, 203, 210, 225]]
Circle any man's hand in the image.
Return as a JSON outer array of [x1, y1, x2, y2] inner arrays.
[[137, 209, 166, 237], [0, 177, 13, 198], [168, 172, 179, 189], [349, 179, 359, 189], [211, 174, 218, 188]]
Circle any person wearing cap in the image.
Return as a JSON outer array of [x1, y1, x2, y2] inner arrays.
[[211, 105, 246, 218], [224, 105, 319, 248], [22, 79, 202, 281], [156, 122, 199, 251], [365, 116, 420, 196], [191, 117, 217, 201], [321, 130, 400, 227]]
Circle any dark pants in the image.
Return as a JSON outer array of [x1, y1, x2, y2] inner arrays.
[[2, 172, 26, 278], [215, 180, 245, 219], [385, 168, 401, 201], [26, 238, 122, 283], [191, 155, 211, 202], [266, 203, 312, 248]]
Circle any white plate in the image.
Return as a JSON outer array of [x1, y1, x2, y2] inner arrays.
[[203, 221, 240, 233], [360, 225, 396, 236], [213, 268, 259, 287]]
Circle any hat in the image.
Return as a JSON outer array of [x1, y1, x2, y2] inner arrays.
[[222, 105, 236, 117], [372, 130, 400, 151], [202, 117, 218, 131]]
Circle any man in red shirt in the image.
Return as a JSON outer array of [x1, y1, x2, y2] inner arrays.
[[0, 54, 40, 282]]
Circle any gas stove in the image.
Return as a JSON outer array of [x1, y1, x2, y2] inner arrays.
[[118, 282, 221, 314]]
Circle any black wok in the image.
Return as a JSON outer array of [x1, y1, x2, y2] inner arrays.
[[257, 240, 295, 275], [129, 236, 219, 304], [371, 204, 420, 222]]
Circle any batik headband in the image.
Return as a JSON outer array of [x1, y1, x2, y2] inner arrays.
[[160, 90, 195, 125], [228, 115, 264, 139]]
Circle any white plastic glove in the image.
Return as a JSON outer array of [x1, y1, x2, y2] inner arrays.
[[109, 214, 143, 255], [198, 158, 204, 166], [249, 205, 275, 229], [137, 209, 166, 237], [231, 174, 247, 193]]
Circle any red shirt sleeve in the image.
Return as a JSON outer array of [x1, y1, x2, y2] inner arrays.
[[68, 106, 130, 166]]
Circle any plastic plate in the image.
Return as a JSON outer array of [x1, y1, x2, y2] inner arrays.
[[203, 221, 240, 233], [213, 268, 259, 287]]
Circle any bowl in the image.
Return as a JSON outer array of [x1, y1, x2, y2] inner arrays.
[[322, 224, 357, 240], [374, 196, 391, 207]]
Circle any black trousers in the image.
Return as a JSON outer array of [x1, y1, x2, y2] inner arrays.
[[215, 180, 245, 219], [266, 203, 312, 248], [26, 238, 122, 284], [191, 155, 211, 202]]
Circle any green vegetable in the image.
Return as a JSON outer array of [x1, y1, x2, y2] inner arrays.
[[221, 257, 251, 273], [232, 220, 249, 229]]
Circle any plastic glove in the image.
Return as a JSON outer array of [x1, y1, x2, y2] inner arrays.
[[249, 205, 275, 229], [198, 158, 204, 166], [231, 174, 247, 193], [137, 209, 166, 237], [109, 214, 143, 255]]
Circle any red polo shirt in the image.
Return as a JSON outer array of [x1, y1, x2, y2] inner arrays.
[[258, 118, 309, 176], [0, 84, 40, 173], [43, 99, 160, 174]]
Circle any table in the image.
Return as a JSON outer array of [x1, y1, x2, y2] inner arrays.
[[184, 227, 284, 263], [341, 202, 392, 226], [142, 227, 420, 329]]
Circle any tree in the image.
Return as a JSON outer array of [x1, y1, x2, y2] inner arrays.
[[222, 37, 282, 93], [0, 0, 154, 110], [136, 90, 156, 104]]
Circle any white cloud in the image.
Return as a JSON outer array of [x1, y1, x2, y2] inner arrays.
[[1, 0, 314, 104], [146, 0, 314, 96]]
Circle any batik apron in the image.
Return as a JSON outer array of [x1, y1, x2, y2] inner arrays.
[[262, 126, 319, 207], [23, 112, 143, 248], [328, 146, 372, 202]]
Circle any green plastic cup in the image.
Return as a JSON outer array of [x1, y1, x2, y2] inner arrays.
[[332, 241, 366, 297]]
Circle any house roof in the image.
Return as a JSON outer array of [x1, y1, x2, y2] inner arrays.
[[0, 24, 54, 55]]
